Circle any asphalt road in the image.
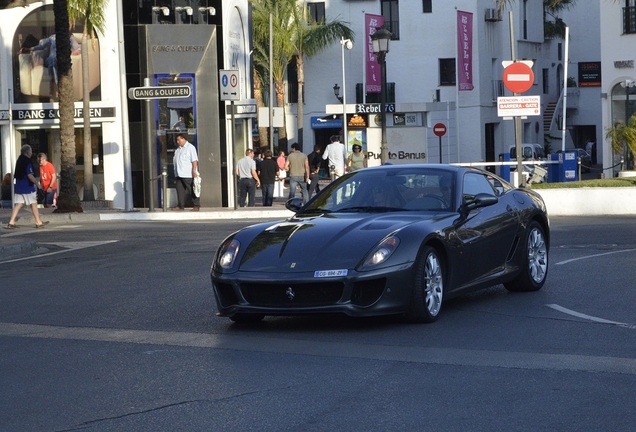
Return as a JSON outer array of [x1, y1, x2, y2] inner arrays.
[[0, 216, 634, 431]]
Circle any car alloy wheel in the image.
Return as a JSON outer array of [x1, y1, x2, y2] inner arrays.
[[504, 221, 548, 292], [407, 246, 444, 323]]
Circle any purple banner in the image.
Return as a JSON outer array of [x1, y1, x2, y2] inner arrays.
[[457, 10, 474, 91], [365, 14, 384, 94]]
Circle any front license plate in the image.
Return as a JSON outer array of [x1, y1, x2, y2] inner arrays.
[[314, 269, 348, 278]]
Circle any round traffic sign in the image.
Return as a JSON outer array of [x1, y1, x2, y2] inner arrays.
[[433, 123, 447, 137], [503, 62, 534, 94]]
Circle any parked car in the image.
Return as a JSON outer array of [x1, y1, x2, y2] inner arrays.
[[556, 148, 592, 172], [211, 165, 550, 324]]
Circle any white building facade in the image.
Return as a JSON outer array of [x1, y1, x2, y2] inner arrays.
[[281, 0, 602, 174], [600, 0, 636, 174]]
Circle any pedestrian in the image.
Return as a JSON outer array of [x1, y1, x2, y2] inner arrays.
[[347, 144, 368, 171], [258, 149, 278, 206], [285, 143, 310, 204], [172, 133, 200, 211], [37, 152, 57, 208], [5, 145, 48, 229], [274, 150, 287, 198], [1, 173, 12, 208], [307, 144, 323, 198], [235, 148, 261, 207], [322, 135, 347, 179]]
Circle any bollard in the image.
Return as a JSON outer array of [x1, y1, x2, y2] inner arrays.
[[161, 165, 168, 212]]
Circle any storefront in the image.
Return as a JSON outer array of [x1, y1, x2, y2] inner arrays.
[[0, 1, 127, 208]]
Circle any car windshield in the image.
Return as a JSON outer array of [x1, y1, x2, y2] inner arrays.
[[301, 168, 456, 213]]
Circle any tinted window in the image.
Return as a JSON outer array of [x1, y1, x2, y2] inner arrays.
[[462, 173, 495, 202]]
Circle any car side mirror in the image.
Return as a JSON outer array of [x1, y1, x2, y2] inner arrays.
[[285, 198, 303, 213], [459, 193, 498, 215]]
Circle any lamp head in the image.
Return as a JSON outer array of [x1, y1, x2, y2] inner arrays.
[[333, 83, 340, 98], [371, 27, 392, 54]]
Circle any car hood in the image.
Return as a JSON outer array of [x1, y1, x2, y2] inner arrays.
[[237, 212, 437, 273]]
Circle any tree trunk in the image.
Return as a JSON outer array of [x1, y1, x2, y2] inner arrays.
[[82, 30, 95, 201], [296, 56, 304, 148], [253, 70, 268, 150], [53, 0, 83, 213], [275, 78, 288, 154]]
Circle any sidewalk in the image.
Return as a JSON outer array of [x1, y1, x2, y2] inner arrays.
[[0, 189, 295, 260]]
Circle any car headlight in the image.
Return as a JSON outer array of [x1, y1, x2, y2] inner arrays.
[[360, 236, 400, 269], [217, 239, 240, 269]]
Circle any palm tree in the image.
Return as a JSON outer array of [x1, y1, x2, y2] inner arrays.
[[606, 115, 636, 170], [290, 2, 353, 146], [68, 0, 107, 202], [53, 0, 83, 212], [251, 0, 295, 153]]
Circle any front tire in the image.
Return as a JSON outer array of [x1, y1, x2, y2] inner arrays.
[[406, 246, 444, 323], [504, 221, 548, 292]]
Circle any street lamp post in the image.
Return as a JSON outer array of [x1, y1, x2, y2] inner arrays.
[[371, 28, 392, 164], [341, 38, 353, 152]]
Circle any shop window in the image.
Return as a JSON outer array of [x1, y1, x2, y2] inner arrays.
[[155, 74, 196, 189], [12, 4, 102, 104]]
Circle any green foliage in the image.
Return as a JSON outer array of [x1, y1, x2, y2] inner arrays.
[[605, 114, 636, 164], [530, 177, 636, 189]]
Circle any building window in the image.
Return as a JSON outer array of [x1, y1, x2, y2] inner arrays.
[[423, 0, 432, 13], [381, 0, 400, 40], [356, 83, 396, 103], [624, 0, 636, 34], [287, 57, 299, 104], [307, 2, 326, 23], [439, 59, 456, 86], [543, 68, 549, 94]]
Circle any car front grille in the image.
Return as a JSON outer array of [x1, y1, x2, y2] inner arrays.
[[241, 282, 345, 307]]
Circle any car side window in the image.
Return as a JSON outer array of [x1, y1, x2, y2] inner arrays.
[[462, 173, 496, 202]]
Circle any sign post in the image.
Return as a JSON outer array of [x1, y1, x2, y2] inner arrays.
[[219, 69, 241, 209], [433, 122, 447, 163]]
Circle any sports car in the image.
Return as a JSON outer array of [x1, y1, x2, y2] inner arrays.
[[211, 164, 549, 324]]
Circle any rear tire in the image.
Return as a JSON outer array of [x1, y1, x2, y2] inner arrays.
[[406, 246, 444, 323], [504, 221, 548, 292]]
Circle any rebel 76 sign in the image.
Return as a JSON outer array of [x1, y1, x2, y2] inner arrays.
[[355, 103, 395, 114]]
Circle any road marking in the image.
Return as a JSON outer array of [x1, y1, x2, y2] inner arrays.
[[555, 248, 636, 265], [1, 322, 635, 375], [0, 240, 118, 264], [547, 304, 635, 329]]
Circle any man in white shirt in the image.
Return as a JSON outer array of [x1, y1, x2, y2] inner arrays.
[[322, 135, 348, 178], [173, 133, 200, 211]]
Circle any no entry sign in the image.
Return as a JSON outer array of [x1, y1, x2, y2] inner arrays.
[[433, 123, 447, 137], [502, 62, 534, 94]]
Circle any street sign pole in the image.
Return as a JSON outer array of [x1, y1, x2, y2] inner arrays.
[[433, 123, 447, 164], [143, 77, 155, 212], [508, 12, 525, 187]]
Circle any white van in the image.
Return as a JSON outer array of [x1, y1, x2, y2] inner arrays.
[[508, 143, 548, 184], [509, 143, 546, 161]]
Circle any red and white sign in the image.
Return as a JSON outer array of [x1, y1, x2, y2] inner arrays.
[[502, 62, 534, 94], [433, 123, 447, 137], [497, 95, 541, 117]]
